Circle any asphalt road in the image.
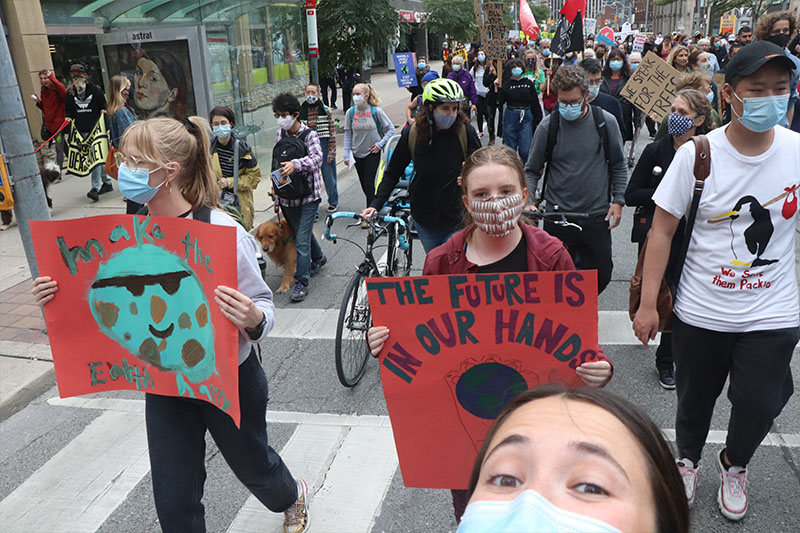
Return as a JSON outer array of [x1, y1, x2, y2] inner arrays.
[[1, 127, 799, 533]]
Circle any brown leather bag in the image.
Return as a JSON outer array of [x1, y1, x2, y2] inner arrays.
[[629, 135, 710, 332]]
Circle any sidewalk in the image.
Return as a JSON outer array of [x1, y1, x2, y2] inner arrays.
[[0, 61, 437, 419]]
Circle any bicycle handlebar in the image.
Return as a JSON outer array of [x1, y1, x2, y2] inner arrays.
[[325, 212, 409, 251]]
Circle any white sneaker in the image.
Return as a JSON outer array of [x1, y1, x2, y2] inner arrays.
[[715, 449, 748, 521], [676, 458, 699, 507]]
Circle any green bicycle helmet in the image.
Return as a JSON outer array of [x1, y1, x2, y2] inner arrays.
[[422, 78, 464, 104]]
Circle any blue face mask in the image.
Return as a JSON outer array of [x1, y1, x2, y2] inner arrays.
[[609, 60, 623, 71], [542, 48, 551, 57], [418, 62, 426, 70], [588, 84, 600, 99], [457, 490, 621, 533], [631, 62, 640, 70], [732, 91, 789, 132], [433, 110, 457, 130], [478, 54, 486, 62], [559, 101, 584, 121], [212, 124, 231, 138], [668, 112, 696, 137], [117, 163, 165, 205], [706, 90, 714, 103], [453, 64, 462, 72], [511, 67, 523, 77]]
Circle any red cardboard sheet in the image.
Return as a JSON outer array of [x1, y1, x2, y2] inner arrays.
[[367, 271, 599, 488], [31, 215, 241, 425]]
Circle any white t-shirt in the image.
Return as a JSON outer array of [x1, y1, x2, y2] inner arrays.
[[652, 125, 800, 332]]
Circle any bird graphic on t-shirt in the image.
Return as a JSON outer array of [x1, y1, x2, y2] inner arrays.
[[727, 196, 778, 268]]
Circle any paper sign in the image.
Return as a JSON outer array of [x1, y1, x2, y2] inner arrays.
[[720, 14, 736, 35], [65, 118, 109, 177], [632, 33, 646, 53], [584, 18, 597, 36], [596, 26, 615, 47], [483, 2, 509, 61], [620, 51, 680, 122], [452, 45, 468, 63], [393, 52, 418, 87], [30, 215, 242, 425], [368, 271, 599, 489]]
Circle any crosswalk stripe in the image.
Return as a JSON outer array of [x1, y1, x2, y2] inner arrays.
[[0, 410, 149, 533], [269, 309, 657, 345]]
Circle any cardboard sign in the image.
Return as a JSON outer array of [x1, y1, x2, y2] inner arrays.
[[392, 52, 418, 88], [30, 215, 242, 425], [368, 271, 599, 489], [596, 26, 615, 47], [620, 51, 680, 122], [65, 119, 109, 177], [483, 2, 509, 61]]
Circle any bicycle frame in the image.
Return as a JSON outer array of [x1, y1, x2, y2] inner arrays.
[[324, 212, 409, 276]]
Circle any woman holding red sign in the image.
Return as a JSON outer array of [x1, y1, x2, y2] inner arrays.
[[367, 144, 613, 522]]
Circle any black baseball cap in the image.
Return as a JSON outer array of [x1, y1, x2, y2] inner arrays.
[[725, 41, 796, 83], [69, 63, 87, 74]]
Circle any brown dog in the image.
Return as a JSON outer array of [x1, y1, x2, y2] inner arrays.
[[255, 220, 297, 293]]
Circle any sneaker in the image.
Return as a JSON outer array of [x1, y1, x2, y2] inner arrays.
[[657, 367, 676, 390], [98, 182, 113, 194], [87, 188, 99, 201], [290, 282, 308, 303], [309, 255, 327, 277], [716, 449, 748, 520], [676, 458, 699, 507], [488, 136, 496, 146], [283, 478, 309, 533], [327, 204, 338, 213]]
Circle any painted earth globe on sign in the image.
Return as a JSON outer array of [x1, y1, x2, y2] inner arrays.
[[456, 361, 528, 420]]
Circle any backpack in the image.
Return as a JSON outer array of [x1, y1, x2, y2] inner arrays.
[[347, 105, 385, 136], [407, 122, 468, 163], [541, 105, 611, 202], [271, 128, 312, 200]]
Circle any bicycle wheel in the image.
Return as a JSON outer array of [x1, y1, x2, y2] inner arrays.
[[334, 270, 372, 387], [392, 230, 413, 277]]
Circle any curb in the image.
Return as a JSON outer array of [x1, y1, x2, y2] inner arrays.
[[0, 357, 56, 421]]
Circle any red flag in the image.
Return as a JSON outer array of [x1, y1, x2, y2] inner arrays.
[[519, 0, 540, 40], [560, 0, 586, 24]]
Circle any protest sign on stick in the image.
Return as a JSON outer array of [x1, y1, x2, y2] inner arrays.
[[620, 51, 681, 122], [392, 52, 418, 87], [368, 271, 599, 489], [31, 214, 241, 425]]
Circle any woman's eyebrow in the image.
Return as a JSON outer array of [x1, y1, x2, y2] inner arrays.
[[569, 440, 630, 482], [484, 434, 529, 463]]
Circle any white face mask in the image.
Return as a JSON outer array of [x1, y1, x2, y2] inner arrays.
[[458, 490, 621, 533], [353, 94, 366, 107], [469, 193, 524, 237], [277, 115, 296, 131]]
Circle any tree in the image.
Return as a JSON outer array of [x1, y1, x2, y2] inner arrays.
[[529, 3, 551, 26], [423, 0, 480, 43], [317, 0, 400, 76]]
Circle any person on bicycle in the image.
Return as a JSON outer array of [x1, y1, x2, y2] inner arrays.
[[524, 66, 628, 294], [361, 78, 481, 253], [367, 144, 613, 522]]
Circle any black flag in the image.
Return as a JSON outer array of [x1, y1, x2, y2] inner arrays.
[[552, 11, 584, 56]]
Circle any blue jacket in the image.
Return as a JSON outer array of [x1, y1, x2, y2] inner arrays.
[[109, 106, 137, 148]]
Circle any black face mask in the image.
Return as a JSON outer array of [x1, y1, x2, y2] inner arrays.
[[767, 33, 791, 49]]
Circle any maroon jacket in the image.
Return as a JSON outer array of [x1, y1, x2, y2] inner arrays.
[[35, 73, 67, 134], [422, 223, 612, 366]]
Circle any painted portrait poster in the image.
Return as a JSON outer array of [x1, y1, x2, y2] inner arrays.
[[103, 40, 196, 120], [367, 272, 599, 489], [30, 215, 241, 425]]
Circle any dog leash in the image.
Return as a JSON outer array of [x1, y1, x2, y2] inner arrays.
[[34, 119, 69, 153]]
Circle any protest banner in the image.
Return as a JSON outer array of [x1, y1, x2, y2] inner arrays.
[[30, 214, 242, 425], [65, 118, 109, 177], [392, 52, 418, 87], [620, 51, 680, 122], [368, 271, 599, 489]]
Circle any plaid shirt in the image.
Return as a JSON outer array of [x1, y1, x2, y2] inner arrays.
[[274, 123, 323, 207]]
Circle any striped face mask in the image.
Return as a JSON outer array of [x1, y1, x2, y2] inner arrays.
[[470, 193, 523, 237]]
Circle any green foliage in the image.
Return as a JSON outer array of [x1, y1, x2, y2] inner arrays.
[[317, 0, 400, 75], [529, 4, 551, 26], [423, 0, 480, 43]]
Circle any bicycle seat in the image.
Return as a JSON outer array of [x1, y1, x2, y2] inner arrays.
[[388, 187, 409, 203], [395, 179, 410, 190]]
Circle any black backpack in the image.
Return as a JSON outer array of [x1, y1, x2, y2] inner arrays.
[[271, 129, 312, 200], [541, 105, 611, 202]]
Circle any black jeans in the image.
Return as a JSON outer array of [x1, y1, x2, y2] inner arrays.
[[488, 100, 501, 138], [354, 151, 381, 207], [320, 76, 337, 107], [145, 351, 297, 532], [672, 316, 798, 466], [544, 214, 613, 294], [476, 95, 490, 134]]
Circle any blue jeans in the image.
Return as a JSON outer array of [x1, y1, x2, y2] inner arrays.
[[320, 141, 339, 207], [281, 200, 323, 286], [145, 351, 297, 533], [503, 107, 534, 163], [415, 222, 456, 254]]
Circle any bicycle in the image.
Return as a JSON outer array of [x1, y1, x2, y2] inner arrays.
[[324, 199, 412, 387], [522, 204, 593, 268]]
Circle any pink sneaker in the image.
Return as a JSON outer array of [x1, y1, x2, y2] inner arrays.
[[715, 449, 748, 521], [676, 458, 699, 507]]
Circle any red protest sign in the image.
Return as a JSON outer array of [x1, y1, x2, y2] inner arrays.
[[30, 215, 241, 425], [367, 271, 598, 489]]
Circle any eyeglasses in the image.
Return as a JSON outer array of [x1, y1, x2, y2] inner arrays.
[[114, 152, 163, 172]]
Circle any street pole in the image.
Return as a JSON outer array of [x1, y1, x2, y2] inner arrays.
[[0, 15, 50, 280], [306, 0, 319, 84], [645, 0, 649, 31]]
